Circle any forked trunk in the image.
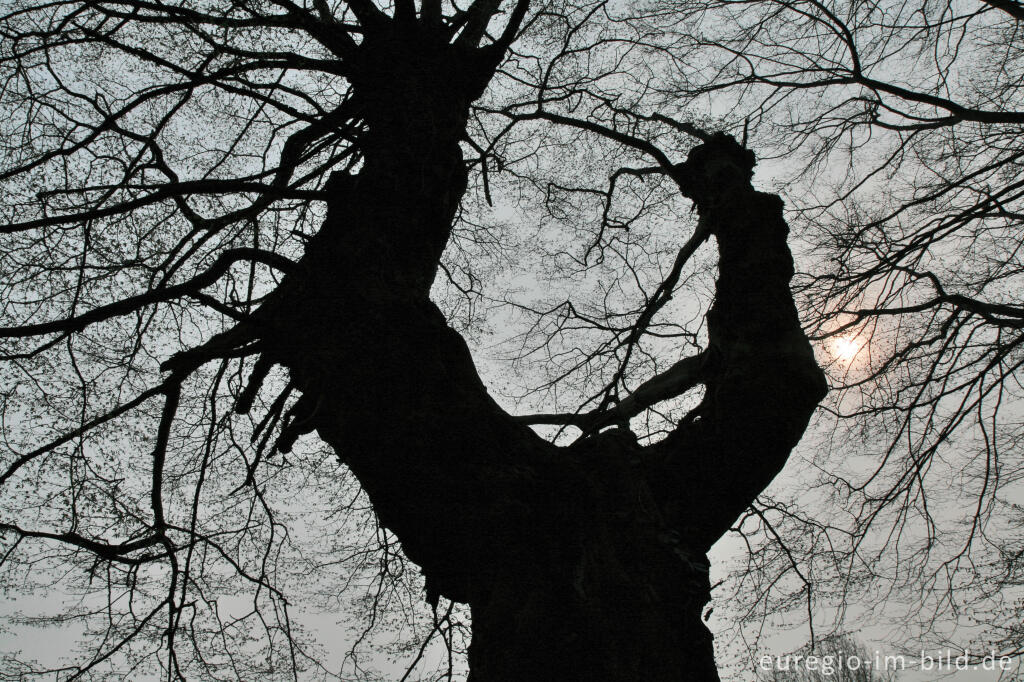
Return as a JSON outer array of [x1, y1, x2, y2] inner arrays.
[[122, 8, 825, 680], [242, 43, 824, 679]]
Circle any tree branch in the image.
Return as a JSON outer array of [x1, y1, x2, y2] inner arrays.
[[516, 351, 707, 430], [0, 249, 295, 339]]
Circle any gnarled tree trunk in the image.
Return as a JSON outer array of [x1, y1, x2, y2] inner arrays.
[[224, 18, 827, 681]]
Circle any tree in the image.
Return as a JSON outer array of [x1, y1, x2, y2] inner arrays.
[[0, 0, 828, 680]]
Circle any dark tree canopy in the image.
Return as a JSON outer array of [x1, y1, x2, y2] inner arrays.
[[0, 0, 1019, 678]]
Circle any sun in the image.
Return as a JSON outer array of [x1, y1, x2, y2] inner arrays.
[[832, 336, 862, 363]]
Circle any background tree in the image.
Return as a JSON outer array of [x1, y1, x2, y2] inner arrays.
[[0, 0, 828, 680]]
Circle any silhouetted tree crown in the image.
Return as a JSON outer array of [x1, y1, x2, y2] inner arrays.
[[1, 0, 1020, 678]]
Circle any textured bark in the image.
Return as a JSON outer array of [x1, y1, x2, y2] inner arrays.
[[227, 23, 826, 680]]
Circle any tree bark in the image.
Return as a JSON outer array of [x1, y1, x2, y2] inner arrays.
[[237, 23, 825, 680]]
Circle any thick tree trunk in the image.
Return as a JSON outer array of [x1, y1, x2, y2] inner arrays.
[[465, 432, 721, 681], [237, 25, 825, 678]]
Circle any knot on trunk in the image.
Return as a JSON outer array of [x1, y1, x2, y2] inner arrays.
[[673, 132, 756, 205]]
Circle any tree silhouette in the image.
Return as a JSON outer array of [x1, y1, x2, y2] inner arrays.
[[0, 0, 827, 679]]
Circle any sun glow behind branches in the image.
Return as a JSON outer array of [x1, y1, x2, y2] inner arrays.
[[832, 335, 863, 364]]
